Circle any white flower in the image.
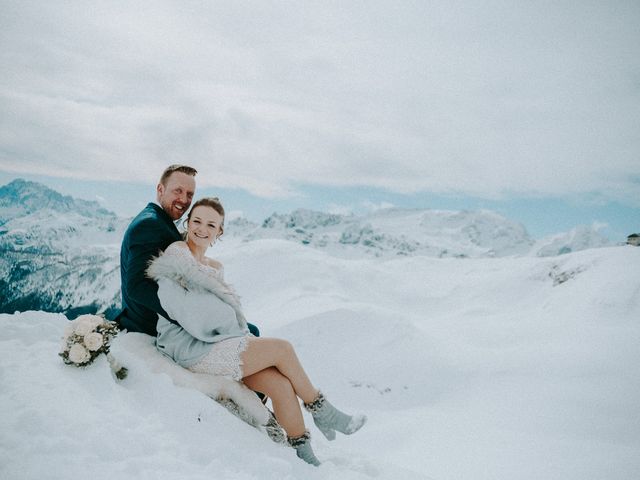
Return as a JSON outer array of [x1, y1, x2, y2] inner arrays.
[[83, 332, 104, 352], [68, 343, 91, 364], [73, 315, 102, 336]]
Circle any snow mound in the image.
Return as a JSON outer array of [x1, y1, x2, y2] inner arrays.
[[109, 333, 272, 428]]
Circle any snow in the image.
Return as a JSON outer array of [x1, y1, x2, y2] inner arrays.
[[2, 242, 639, 480]]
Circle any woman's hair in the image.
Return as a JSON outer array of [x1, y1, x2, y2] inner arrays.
[[183, 197, 225, 240]]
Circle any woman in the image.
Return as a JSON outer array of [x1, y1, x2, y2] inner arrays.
[[147, 197, 366, 466]]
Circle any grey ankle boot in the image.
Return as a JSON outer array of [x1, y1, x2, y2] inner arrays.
[[303, 391, 367, 441], [288, 430, 321, 466]]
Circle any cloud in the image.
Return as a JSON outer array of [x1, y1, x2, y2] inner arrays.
[[1, 1, 639, 205]]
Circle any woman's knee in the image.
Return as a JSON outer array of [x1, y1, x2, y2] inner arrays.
[[272, 338, 294, 357], [255, 337, 294, 358]]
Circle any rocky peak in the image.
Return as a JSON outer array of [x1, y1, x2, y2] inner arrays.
[[0, 178, 115, 223]]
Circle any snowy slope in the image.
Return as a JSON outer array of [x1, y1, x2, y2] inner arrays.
[[2, 244, 639, 480]]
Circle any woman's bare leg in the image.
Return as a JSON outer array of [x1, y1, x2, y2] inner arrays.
[[243, 367, 306, 437], [241, 337, 318, 404]]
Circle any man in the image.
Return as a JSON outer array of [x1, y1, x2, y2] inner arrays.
[[115, 164, 259, 338]]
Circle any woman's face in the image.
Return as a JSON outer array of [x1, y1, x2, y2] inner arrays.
[[187, 205, 223, 247]]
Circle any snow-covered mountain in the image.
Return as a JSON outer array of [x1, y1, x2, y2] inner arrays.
[[228, 207, 612, 259], [0, 179, 613, 317], [532, 224, 613, 256], [232, 208, 535, 258], [0, 179, 127, 317]]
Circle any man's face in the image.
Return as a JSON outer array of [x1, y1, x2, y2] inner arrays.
[[156, 171, 196, 220]]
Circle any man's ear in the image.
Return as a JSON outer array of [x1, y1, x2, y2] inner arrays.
[[156, 183, 164, 198]]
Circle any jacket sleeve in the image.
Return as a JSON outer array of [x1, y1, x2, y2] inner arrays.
[[156, 278, 241, 341], [124, 219, 174, 320]]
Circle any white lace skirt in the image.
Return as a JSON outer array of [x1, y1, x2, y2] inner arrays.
[[187, 336, 250, 381]]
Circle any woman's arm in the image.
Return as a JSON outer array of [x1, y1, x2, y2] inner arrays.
[[149, 244, 249, 338], [157, 278, 242, 341]]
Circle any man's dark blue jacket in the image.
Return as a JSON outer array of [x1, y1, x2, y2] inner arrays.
[[115, 203, 259, 337]]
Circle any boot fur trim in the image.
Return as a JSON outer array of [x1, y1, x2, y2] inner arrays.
[[287, 430, 312, 448], [303, 391, 326, 414]]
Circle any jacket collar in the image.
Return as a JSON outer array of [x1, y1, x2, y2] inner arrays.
[[147, 202, 182, 229]]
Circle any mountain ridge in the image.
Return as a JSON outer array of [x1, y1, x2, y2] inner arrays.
[[0, 178, 613, 317]]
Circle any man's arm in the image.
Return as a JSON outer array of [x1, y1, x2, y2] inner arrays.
[[124, 218, 176, 320]]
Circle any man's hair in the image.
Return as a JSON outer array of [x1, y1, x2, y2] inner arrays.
[[159, 165, 198, 186]]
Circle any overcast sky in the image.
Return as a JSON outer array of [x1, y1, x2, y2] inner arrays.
[[1, 1, 639, 237]]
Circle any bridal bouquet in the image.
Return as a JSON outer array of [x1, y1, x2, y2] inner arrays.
[[59, 314, 127, 379]]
